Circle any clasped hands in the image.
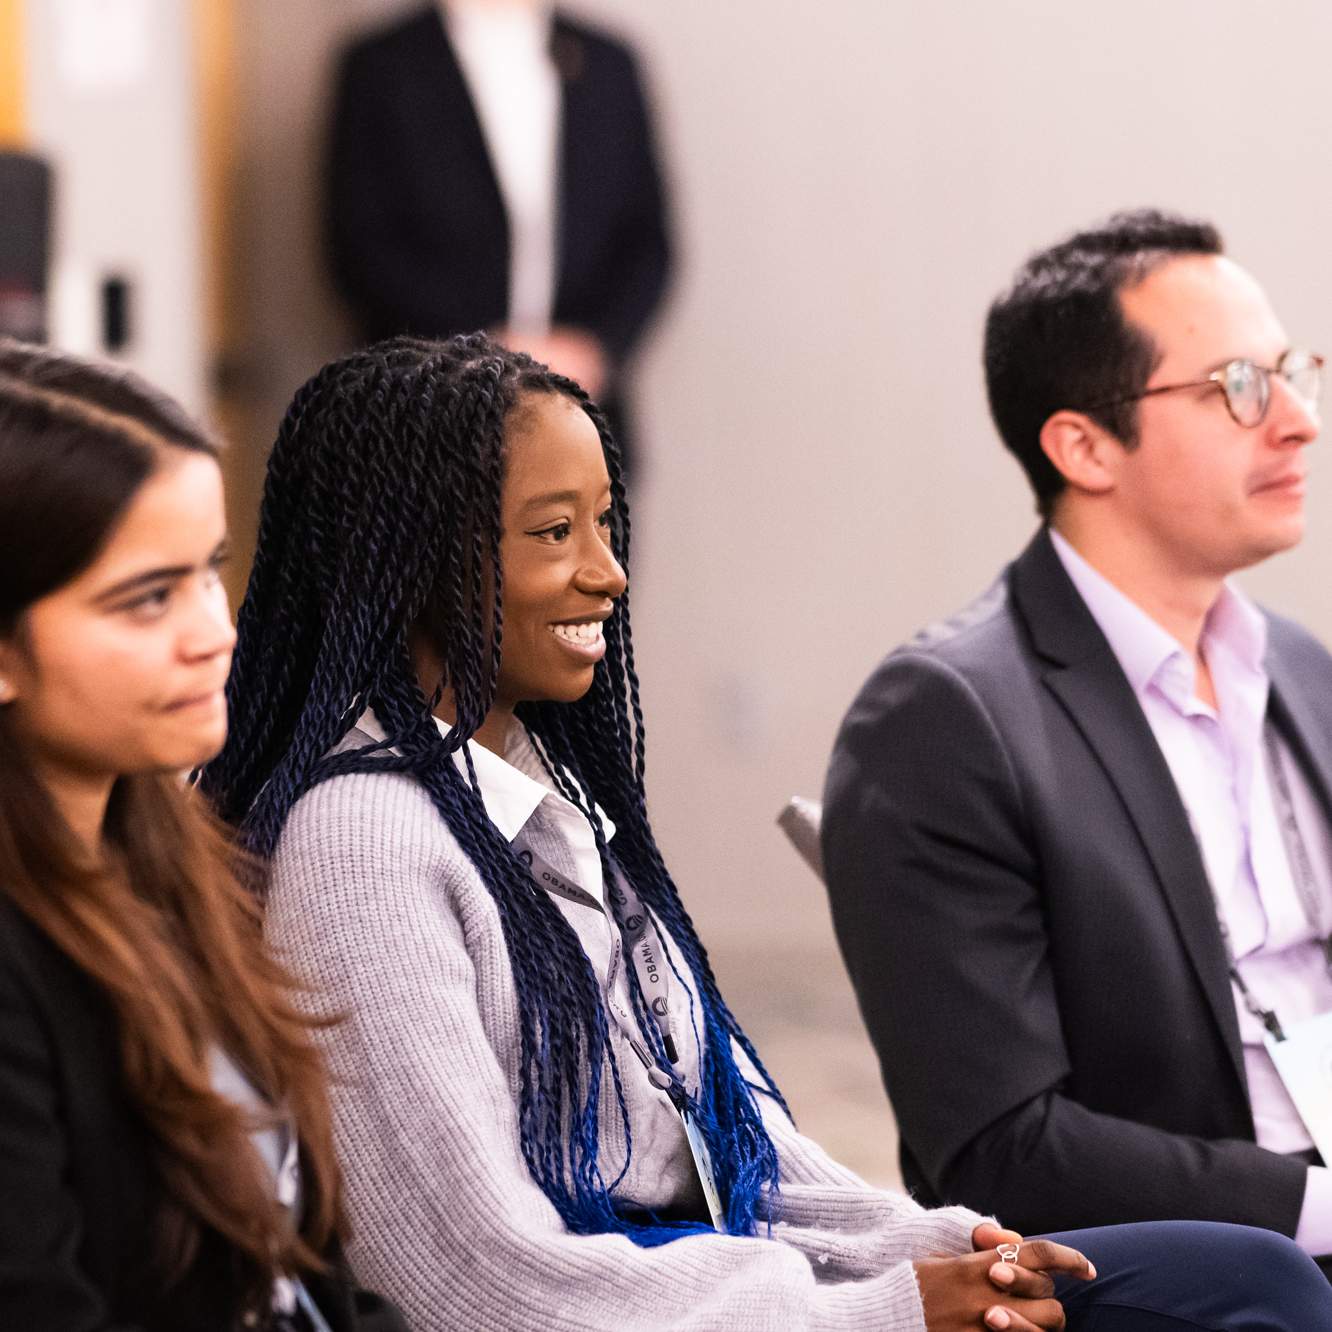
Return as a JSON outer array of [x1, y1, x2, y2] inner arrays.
[[914, 1222, 1096, 1331]]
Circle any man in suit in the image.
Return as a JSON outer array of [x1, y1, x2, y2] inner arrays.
[[823, 209, 1332, 1258], [327, 2, 671, 476]]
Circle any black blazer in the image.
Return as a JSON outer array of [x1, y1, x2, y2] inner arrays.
[[822, 527, 1332, 1237], [327, 7, 670, 387], [0, 893, 404, 1332]]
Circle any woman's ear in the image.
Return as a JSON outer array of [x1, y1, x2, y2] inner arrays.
[[0, 637, 23, 703], [1039, 410, 1120, 498]]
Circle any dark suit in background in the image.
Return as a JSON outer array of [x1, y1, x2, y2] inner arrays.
[[327, 6, 671, 476], [822, 528, 1332, 1238]]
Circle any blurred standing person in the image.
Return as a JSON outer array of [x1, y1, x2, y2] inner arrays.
[[327, 0, 671, 479]]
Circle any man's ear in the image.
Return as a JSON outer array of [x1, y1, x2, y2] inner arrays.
[[1039, 410, 1120, 497]]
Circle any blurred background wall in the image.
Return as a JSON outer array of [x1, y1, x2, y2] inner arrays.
[[13, 0, 209, 411], [9, 0, 1332, 1186]]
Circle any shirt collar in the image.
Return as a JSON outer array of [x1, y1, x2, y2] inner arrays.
[[440, 1, 553, 41], [1202, 578, 1268, 677], [355, 708, 614, 844], [1049, 529, 1267, 710], [1050, 529, 1185, 698]]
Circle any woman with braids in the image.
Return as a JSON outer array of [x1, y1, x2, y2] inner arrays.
[[202, 333, 1332, 1332], [0, 343, 404, 1332]]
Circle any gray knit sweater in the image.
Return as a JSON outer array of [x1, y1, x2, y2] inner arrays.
[[265, 762, 986, 1332]]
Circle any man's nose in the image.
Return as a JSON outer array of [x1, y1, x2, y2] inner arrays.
[[1271, 375, 1320, 444]]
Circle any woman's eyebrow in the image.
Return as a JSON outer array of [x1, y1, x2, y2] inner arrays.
[[523, 489, 582, 510], [94, 564, 194, 602], [93, 540, 228, 603]]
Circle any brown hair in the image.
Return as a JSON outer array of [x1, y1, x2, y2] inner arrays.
[[0, 341, 343, 1314]]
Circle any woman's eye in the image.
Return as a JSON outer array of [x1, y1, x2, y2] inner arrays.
[[530, 521, 571, 543], [597, 508, 612, 529], [124, 586, 172, 618]]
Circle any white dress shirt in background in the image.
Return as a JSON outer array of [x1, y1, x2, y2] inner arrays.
[[443, 1, 559, 335], [1051, 530, 1332, 1253]]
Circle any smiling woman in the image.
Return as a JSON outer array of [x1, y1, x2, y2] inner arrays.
[[408, 391, 627, 757], [0, 342, 404, 1331]]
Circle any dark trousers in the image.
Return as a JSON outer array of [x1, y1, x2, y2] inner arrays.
[[1044, 1222, 1332, 1329]]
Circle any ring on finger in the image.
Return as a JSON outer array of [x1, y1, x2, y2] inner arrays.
[[997, 1243, 1020, 1266]]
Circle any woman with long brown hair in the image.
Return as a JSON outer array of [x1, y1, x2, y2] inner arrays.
[[0, 341, 403, 1331]]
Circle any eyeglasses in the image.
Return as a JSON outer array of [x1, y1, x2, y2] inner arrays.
[[1085, 350, 1323, 428]]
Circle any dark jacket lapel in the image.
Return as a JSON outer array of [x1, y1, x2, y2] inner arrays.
[[1009, 529, 1248, 1095], [1266, 634, 1332, 831], [414, 10, 510, 260]]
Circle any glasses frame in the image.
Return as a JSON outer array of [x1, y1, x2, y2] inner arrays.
[[1084, 349, 1323, 428]]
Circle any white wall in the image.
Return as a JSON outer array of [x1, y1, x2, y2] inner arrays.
[[232, 0, 1332, 959], [23, 0, 207, 414], [567, 0, 1332, 952]]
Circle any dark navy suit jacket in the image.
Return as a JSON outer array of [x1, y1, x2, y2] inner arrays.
[[823, 527, 1332, 1237]]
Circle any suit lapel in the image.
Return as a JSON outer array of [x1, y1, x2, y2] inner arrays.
[[551, 16, 585, 310], [416, 10, 509, 255], [1267, 646, 1332, 829], [1011, 530, 1248, 1092]]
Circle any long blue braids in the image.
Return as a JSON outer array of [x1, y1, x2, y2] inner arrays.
[[200, 334, 786, 1244]]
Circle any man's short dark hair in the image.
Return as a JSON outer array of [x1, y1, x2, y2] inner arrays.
[[984, 209, 1224, 520]]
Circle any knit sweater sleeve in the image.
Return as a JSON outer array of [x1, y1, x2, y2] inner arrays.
[[265, 771, 980, 1332], [750, 1072, 989, 1282]]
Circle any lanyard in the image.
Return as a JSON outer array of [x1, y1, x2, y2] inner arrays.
[[271, 1140, 334, 1331], [606, 870, 681, 1066], [513, 835, 727, 1231], [283, 1282, 335, 1332], [1215, 722, 1331, 1044]]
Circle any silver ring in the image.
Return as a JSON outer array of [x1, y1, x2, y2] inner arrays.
[[997, 1242, 1020, 1266]]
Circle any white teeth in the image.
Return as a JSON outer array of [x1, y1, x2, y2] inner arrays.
[[553, 622, 604, 646]]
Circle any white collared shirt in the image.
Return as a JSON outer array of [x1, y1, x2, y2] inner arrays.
[[1051, 530, 1332, 1252], [355, 705, 614, 908], [353, 704, 714, 1183], [443, 1, 559, 336]]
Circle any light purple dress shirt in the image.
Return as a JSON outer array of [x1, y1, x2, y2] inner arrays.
[[1051, 530, 1332, 1253]]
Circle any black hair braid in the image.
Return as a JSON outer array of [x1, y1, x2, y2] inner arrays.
[[202, 333, 784, 1242], [215, 354, 370, 822]]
